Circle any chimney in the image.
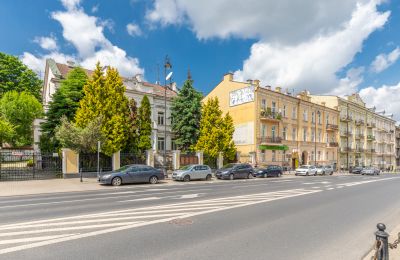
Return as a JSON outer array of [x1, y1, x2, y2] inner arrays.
[[253, 80, 260, 87], [275, 86, 281, 93], [66, 60, 75, 68], [223, 72, 233, 82], [135, 74, 143, 82], [265, 85, 271, 90], [171, 82, 178, 92], [247, 79, 253, 84]]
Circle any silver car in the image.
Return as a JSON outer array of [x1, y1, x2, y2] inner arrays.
[[172, 164, 212, 182], [361, 167, 380, 175], [295, 165, 317, 176], [316, 165, 334, 175]]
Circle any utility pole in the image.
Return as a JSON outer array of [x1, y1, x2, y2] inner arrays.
[[347, 103, 349, 171], [164, 56, 172, 177]]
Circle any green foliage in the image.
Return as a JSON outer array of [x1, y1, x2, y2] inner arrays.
[[195, 97, 236, 161], [124, 98, 140, 153], [55, 116, 105, 154], [0, 52, 42, 100], [0, 117, 15, 146], [171, 78, 202, 151], [27, 159, 35, 167], [137, 95, 152, 152], [75, 63, 130, 156], [0, 91, 43, 146], [40, 67, 88, 152]]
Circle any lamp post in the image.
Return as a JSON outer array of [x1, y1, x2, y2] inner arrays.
[[314, 110, 320, 166], [164, 56, 172, 177]]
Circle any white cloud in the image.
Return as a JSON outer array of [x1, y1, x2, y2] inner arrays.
[[330, 67, 365, 96], [126, 23, 142, 37], [23, 0, 144, 78], [34, 36, 58, 51], [370, 47, 400, 73], [91, 4, 99, 13], [359, 82, 400, 121]]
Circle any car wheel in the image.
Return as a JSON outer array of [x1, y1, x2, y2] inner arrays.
[[149, 176, 158, 184], [206, 174, 212, 181], [229, 174, 234, 180], [263, 173, 267, 178], [322, 171, 325, 176], [183, 175, 190, 182], [306, 172, 309, 176], [247, 173, 253, 179], [278, 172, 282, 177], [111, 177, 122, 186]]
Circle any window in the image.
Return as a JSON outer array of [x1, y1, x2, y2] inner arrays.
[[260, 150, 266, 162], [311, 112, 315, 123], [157, 112, 164, 125], [171, 139, 177, 150], [317, 151, 321, 161], [311, 129, 315, 142], [326, 113, 329, 125], [157, 137, 165, 151], [283, 127, 287, 140], [326, 152, 329, 161], [283, 105, 286, 118], [311, 151, 315, 162], [292, 107, 297, 119], [272, 102, 276, 113], [292, 127, 296, 141], [318, 112, 321, 124], [303, 110, 308, 121], [318, 130, 322, 142], [272, 126, 276, 138], [303, 128, 307, 142], [272, 150, 276, 162], [261, 99, 266, 110], [261, 124, 267, 137]]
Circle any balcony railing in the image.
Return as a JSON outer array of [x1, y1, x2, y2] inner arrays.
[[355, 119, 365, 126], [355, 134, 365, 139], [365, 148, 376, 153], [340, 131, 353, 136], [326, 124, 338, 131], [355, 147, 364, 153], [340, 147, 354, 153], [340, 115, 352, 122], [367, 135, 375, 141], [258, 136, 282, 144], [327, 142, 339, 147], [260, 108, 282, 121]]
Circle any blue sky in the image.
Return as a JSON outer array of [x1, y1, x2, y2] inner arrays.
[[0, 0, 400, 117]]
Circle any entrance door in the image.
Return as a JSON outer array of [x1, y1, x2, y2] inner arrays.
[[302, 151, 308, 165]]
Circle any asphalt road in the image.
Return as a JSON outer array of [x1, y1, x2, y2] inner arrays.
[[1, 174, 400, 260]]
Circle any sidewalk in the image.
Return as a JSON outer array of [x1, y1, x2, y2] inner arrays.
[[363, 224, 400, 260]]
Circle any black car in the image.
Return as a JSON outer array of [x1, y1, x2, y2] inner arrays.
[[350, 166, 363, 174], [254, 165, 283, 178], [215, 163, 254, 180], [98, 164, 165, 186]]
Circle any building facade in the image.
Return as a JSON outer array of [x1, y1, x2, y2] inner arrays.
[[396, 126, 400, 170], [204, 73, 339, 169], [310, 94, 396, 170], [40, 59, 177, 152]]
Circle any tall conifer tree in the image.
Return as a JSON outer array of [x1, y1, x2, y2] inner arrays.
[[137, 95, 152, 152]]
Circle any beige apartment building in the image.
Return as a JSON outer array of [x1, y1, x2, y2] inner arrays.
[[204, 73, 340, 169], [310, 94, 396, 170]]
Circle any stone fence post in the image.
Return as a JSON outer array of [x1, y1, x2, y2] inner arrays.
[[146, 149, 154, 167], [62, 148, 79, 178], [196, 151, 204, 165], [172, 150, 180, 170], [217, 152, 224, 169], [112, 151, 120, 171]]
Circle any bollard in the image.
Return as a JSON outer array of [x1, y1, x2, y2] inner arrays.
[[80, 168, 83, 183], [375, 223, 390, 260]]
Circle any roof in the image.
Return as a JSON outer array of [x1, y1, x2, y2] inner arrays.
[[55, 62, 93, 79]]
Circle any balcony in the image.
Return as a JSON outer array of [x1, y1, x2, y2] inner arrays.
[[340, 131, 353, 137], [366, 122, 376, 128], [258, 136, 282, 144], [340, 115, 352, 122], [327, 142, 339, 148], [340, 147, 354, 153], [326, 124, 339, 131], [355, 134, 365, 139], [367, 135, 375, 141], [355, 119, 365, 126], [260, 108, 282, 122], [365, 148, 376, 154], [355, 147, 364, 153]]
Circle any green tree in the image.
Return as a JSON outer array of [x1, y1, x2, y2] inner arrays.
[[0, 117, 15, 146], [75, 63, 130, 156], [137, 95, 152, 152], [55, 116, 104, 154], [171, 78, 202, 151], [0, 91, 42, 146], [124, 98, 140, 153], [0, 52, 42, 100], [40, 67, 88, 152], [195, 97, 236, 162]]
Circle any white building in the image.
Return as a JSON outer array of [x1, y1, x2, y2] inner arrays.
[[40, 59, 177, 152]]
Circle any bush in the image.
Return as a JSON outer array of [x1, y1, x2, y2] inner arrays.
[[27, 159, 35, 167]]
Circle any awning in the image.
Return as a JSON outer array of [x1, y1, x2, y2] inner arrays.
[[259, 145, 289, 151]]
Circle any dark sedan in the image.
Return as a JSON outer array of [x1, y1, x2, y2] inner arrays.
[[215, 163, 254, 180], [98, 164, 164, 186], [350, 166, 363, 174], [254, 165, 283, 178]]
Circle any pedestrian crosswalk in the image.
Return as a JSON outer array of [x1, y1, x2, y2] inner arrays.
[[0, 188, 321, 255]]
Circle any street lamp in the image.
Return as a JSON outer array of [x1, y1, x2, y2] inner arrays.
[[314, 110, 320, 166], [164, 56, 172, 177]]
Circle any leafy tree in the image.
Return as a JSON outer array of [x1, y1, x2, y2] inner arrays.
[[55, 116, 104, 154], [0, 52, 42, 100], [137, 95, 152, 152], [171, 78, 202, 151], [0, 117, 15, 146], [0, 91, 42, 146], [40, 67, 88, 152], [195, 97, 236, 162], [75, 63, 130, 156], [124, 98, 140, 153]]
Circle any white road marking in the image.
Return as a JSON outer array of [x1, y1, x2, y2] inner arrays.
[[122, 197, 161, 202], [312, 187, 320, 189], [0, 234, 78, 245], [327, 188, 335, 190], [180, 194, 199, 199]]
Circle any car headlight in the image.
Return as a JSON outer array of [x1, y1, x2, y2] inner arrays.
[[258, 170, 263, 173], [102, 174, 112, 179]]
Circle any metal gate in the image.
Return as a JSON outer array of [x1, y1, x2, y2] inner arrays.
[[120, 153, 146, 166], [79, 153, 112, 173], [0, 151, 62, 181], [180, 152, 199, 166]]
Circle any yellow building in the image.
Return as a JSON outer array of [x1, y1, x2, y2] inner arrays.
[[204, 73, 339, 169]]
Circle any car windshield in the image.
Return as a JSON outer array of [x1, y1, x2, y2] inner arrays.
[[179, 165, 193, 170], [114, 165, 131, 172], [299, 166, 309, 169], [317, 166, 323, 169], [222, 163, 237, 169]]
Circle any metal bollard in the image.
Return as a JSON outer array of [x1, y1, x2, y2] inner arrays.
[[375, 223, 390, 260], [80, 168, 83, 183]]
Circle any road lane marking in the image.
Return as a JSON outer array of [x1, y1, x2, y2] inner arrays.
[[0, 234, 78, 245], [180, 194, 199, 199]]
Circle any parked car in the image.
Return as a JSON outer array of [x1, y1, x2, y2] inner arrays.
[[316, 165, 334, 175], [98, 164, 164, 186], [361, 167, 380, 175], [295, 165, 317, 176], [215, 163, 254, 180], [172, 164, 212, 182], [254, 165, 283, 178], [350, 166, 363, 174]]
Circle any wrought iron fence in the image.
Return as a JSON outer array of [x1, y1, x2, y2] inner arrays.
[[0, 150, 62, 181], [79, 153, 112, 173], [120, 153, 146, 166]]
